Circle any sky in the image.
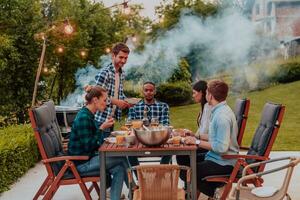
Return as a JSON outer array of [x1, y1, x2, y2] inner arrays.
[[98, 0, 172, 20]]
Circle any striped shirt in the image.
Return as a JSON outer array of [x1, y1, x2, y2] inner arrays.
[[128, 100, 170, 126], [94, 63, 126, 126]]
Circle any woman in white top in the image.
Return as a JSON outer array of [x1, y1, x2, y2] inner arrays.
[[176, 80, 212, 183]]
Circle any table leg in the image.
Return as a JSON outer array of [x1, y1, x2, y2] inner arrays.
[[190, 150, 197, 200], [100, 151, 106, 200]]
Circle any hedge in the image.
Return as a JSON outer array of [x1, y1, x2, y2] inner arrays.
[[0, 124, 39, 193], [156, 81, 192, 106], [276, 62, 300, 83]]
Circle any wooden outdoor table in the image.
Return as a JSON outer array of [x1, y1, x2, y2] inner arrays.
[[99, 142, 198, 200]]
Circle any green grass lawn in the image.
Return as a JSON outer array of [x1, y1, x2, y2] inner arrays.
[[169, 81, 300, 150]]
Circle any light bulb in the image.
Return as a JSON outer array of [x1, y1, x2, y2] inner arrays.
[[64, 24, 74, 35]]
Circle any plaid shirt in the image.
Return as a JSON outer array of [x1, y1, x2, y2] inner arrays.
[[94, 63, 126, 126], [68, 107, 104, 165], [128, 100, 170, 125]]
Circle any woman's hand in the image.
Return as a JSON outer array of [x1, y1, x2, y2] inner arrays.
[[100, 117, 115, 130], [184, 136, 197, 145]]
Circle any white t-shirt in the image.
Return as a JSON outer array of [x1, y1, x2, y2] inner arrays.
[[195, 103, 211, 137]]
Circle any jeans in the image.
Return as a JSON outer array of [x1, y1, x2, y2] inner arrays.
[[77, 155, 129, 200]]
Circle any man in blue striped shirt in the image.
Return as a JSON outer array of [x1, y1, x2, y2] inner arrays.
[[128, 81, 169, 126], [128, 81, 171, 166]]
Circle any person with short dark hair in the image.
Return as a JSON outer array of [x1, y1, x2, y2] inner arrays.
[[184, 80, 239, 198], [127, 81, 171, 166], [68, 86, 129, 200], [94, 42, 131, 136]]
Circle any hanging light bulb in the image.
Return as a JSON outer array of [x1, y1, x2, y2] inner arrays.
[[132, 36, 137, 43], [80, 49, 87, 58], [105, 47, 111, 54], [57, 46, 64, 54], [43, 67, 48, 73], [122, 1, 130, 15], [63, 19, 74, 35]]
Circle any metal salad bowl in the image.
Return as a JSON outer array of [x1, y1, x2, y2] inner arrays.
[[133, 126, 171, 146]]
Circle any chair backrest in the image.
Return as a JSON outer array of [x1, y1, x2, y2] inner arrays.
[[136, 165, 181, 200], [29, 100, 64, 175], [246, 102, 285, 170], [234, 98, 250, 146]]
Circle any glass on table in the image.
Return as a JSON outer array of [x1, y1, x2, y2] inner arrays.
[[150, 117, 159, 127], [124, 118, 133, 129]]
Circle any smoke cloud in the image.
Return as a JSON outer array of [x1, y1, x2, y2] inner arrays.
[[61, 7, 280, 106]]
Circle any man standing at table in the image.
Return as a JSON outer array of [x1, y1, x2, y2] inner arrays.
[[94, 42, 131, 137], [127, 81, 171, 166]]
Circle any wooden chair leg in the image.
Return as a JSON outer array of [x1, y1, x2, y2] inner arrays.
[[92, 182, 100, 196], [220, 183, 232, 200], [69, 163, 92, 200], [33, 176, 52, 200]]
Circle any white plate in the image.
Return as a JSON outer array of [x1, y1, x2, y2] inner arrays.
[[251, 186, 278, 197], [111, 131, 129, 137], [104, 137, 116, 143], [124, 98, 141, 105]]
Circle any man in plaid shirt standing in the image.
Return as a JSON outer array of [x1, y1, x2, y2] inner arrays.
[[95, 43, 131, 137], [128, 81, 171, 166]]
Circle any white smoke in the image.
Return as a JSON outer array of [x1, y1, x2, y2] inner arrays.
[[61, 7, 279, 106]]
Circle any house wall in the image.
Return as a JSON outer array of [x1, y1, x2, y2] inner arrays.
[[275, 3, 300, 39]]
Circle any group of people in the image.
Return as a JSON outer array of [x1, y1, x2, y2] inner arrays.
[[67, 42, 240, 199]]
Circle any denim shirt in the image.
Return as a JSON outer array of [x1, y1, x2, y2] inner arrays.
[[205, 101, 239, 166]]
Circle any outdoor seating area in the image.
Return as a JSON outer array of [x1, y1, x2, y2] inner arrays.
[[1, 1, 300, 200], [18, 99, 298, 200]]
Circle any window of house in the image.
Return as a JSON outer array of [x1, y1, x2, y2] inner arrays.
[[267, 2, 272, 15], [256, 4, 260, 15]]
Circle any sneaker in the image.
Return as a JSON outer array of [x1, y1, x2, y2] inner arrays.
[[213, 186, 225, 200]]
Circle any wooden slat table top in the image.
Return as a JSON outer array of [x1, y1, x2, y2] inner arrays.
[[99, 141, 197, 152]]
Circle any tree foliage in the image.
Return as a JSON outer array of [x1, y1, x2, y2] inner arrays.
[[0, 0, 150, 125]]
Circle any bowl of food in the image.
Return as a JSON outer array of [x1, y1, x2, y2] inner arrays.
[[133, 126, 171, 146]]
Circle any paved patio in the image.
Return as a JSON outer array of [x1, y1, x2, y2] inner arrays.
[[0, 151, 299, 200]]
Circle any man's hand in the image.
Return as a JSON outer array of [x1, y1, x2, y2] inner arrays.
[[100, 117, 114, 130], [111, 99, 131, 109]]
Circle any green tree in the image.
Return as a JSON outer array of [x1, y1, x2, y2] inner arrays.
[[0, 0, 44, 124]]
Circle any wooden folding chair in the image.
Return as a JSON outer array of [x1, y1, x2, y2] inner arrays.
[[203, 102, 285, 200], [128, 164, 191, 200], [234, 98, 250, 147], [29, 100, 100, 200], [228, 157, 300, 200]]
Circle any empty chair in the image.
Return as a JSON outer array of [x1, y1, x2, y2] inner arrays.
[[234, 98, 250, 147], [28, 100, 100, 200], [228, 157, 300, 200], [128, 164, 191, 200], [203, 102, 285, 200]]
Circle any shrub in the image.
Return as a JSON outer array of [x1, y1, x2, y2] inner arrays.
[[276, 62, 300, 83], [0, 124, 39, 193], [156, 81, 192, 106]]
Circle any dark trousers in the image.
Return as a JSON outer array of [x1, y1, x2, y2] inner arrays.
[[197, 160, 233, 197], [176, 148, 208, 186]]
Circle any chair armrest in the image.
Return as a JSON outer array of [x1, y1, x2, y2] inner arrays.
[[242, 156, 296, 177], [222, 154, 268, 161], [42, 156, 89, 163]]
